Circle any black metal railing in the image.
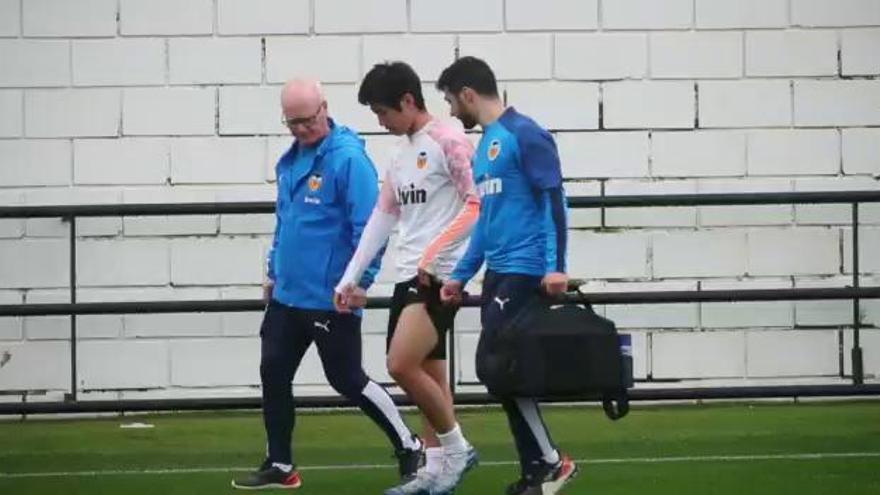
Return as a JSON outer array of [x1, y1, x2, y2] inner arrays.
[[1, 190, 879, 414]]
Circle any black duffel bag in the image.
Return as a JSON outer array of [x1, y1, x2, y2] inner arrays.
[[476, 293, 633, 420]]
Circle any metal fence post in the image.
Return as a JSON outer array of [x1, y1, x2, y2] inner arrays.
[[852, 203, 864, 385]]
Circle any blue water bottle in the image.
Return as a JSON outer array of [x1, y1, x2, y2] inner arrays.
[[618, 334, 634, 388]]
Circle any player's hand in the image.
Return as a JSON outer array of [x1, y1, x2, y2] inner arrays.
[[262, 280, 274, 305], [333, 283, 355, 313], [440, 280, 463, 306], [347, 286, 368, 309], [542, 272, 568, 297]]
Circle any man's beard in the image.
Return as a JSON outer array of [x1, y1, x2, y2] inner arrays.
[[459, 113, 478, 130]]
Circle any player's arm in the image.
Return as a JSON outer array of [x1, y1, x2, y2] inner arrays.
[[335, 168, 398, 311], [264, 165, 283, 304], [518, 127, 568, 294], [419, 132, 480, 280]]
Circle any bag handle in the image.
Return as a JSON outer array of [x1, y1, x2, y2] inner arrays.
[[602, 393, 630, 421]]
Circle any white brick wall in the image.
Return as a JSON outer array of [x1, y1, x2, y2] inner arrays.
[[0, 291, 23, 340], [0, 0, 19, 36], [170, 238, 264, 285], [794, 81, 880, 127], [604, 180, 697, 227], [841, 29, 880, 76], [460, 34, 553, 81], [695, 0, 788, 29], [0, 140, 71, 187], [78, 341, 168, 389], [0, 90, 21, 136], [746, 30, 838, 77], [603, 81, 694, 129], [746, 330, 839, 377], [504, 82, 598, 129], [843, 128, 880, 175], [77, 239, 170, 287], [602, 0, 692, 30], [126, 313, 222, 338], [0, 40, 70, 87], [748, 228, 840, 276], [652, 131, 746, 178], [555, 33, 647, 80], [266, 37, 361, 84], [566, 231, 649, 279], [792, 0, 880, 27], [219, 86, 286, 136], [315, 0, 406, 34], [73, 39, 166, 87], [170, 338, 259, 386], [362, 35, 455, 82], [603, 282, 700, 329], [0, 341, 69, 390], [699, 81, 791, 128], [556, 131, 649, 178], [26, 89, 120, 138], [1, 0, 879, 394], [650, 32, 742, 79], [698, 178, 794, 226], [411, 0, 503, 33], [123, 88, 215, 136], [653, 331, 746, 378], [701, 279, 794, 329], [170, 137, 266, 184], [506, 0, 598, 31], [23, 0, 117, 37], [74, 138, 169, 185], [747, 129, 840, 176], [120, 0, 213, 36], [169, 38, 262, 85], [653, 231, 748, 278], [217, 0, 309, 35], [123, 216, 218, 237], [0, 240, 69, 289]]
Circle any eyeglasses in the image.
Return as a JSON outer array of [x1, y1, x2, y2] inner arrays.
[[282, 104, 324, 129]]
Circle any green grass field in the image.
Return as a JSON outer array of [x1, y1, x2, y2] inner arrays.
[[1, 401, 879, 494]]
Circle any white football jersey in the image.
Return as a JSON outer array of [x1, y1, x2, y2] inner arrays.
[[377, 119, 478, 281]]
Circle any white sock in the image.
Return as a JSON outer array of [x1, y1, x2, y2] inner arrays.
[[543, 449, 560, 466], [424, 447, 443, 474], [436, 423, 469, 452], [271, 462, 293, 473]]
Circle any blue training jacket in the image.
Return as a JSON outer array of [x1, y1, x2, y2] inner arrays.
[[451, 107, 568, 284], [267, 120, 382, 311]]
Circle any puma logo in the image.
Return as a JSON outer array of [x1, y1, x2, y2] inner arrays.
[[408, 287, 419, 295], [313, 320, 331, 333], [0, 351, 10, 368], [494, 296, 510, 311]]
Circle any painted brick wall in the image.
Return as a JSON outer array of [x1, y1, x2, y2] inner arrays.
[[1, 0, 878, 397]]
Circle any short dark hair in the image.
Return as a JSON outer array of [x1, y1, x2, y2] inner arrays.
[[358, 61, 426, 111], [436, 56, 499, 98]]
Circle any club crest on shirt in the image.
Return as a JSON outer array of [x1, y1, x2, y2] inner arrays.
[[487, 139, 501, 161], [416, 151, 428, 169], [307, 174, 322, 192]]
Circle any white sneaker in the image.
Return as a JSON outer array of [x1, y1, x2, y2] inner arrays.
[[384, 469, 435, 495], [429, 446, 479, 495]]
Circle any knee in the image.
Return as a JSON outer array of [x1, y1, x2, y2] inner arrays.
[[386, 354, 416, 382], [327, 371, 367, 399]]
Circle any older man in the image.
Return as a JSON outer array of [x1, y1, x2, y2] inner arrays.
[[232, 79, 422, 490]]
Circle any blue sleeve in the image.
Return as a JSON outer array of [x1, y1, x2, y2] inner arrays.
[[451, 216, 485, 285], [267, 165, 281, 281], [343, 153, 385, 289], [516, 127, 563, 191], [543, 188, 568, 273]]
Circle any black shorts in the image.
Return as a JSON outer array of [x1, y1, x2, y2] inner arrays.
[[387, 276, 457, 360]]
